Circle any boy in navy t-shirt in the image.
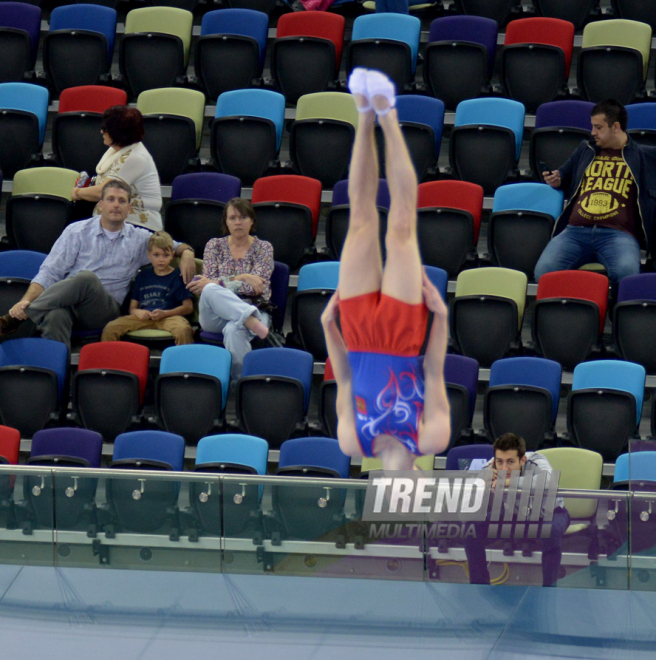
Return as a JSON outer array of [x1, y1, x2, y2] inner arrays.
[[101, 231, 194, 344]]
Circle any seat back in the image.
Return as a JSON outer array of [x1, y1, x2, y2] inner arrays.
[[196, 433, 268, 474], [125, 6, 193, 64], [78, 341, 150, 404], [492, 182, 564, 219], [444, 353, 479, 418], [0, 81, 49, 143], [455, 267, 528, 327], [0, 2, 41, 68], [445, 444, 494, 470], [12, 167, 78, 198], [215, 88, 286, 150], [614, 451, 656, 486], [627, 102, 656, 134], [572, 359, 646, 426], [276, 11, 345, 72], [582, 19, 652, 79], [0, 425, 20, 464], [395, 95, 445, 154], [170, 172, 241, 204], [617, 272, 656, 303], [536, 270, 609, 333], [58, 85, 127, 113], [31, 427, 103, 467], [351, 14, 421, 72], [425, 265, 448, 302], [279, 436, 350, 478], [534, 99, 595, 130], [137, 87, 206, 149], [200, 8, 268, 66], [296, 91, 358, 128], [113, 430, 185, 471], [49, 4, 117, 60], [332, 178, 390, 209], [454, 97, 526, 161], [297, 262, 340, 292], [0, 250, 45, 278], [160, 344, 231, 409]]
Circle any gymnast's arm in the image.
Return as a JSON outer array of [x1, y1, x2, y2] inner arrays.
[[321, 292, 361, 457], [418, 270, 451, 456]]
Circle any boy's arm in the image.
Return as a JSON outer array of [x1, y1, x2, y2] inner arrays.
[[129, 299, 151, 321], [150, 299, 193, 319]]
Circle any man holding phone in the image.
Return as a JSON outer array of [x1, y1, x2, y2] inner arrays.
[[534, 99, 656, 293]]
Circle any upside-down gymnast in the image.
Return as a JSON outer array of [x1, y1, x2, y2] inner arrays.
[[321, 68, 451, 471]]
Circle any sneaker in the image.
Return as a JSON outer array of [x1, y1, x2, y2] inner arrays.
[[263, 330, 285, 348], [0, 314, 22, 337]]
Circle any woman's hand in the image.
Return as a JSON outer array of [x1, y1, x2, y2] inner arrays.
[[422, 269, 447, 320], [70, 187, 79, 201], [187, 275, 211, 295], [179, 250, 197, 284], [235, 273, 265, 295], [321, 291, 340, 327]]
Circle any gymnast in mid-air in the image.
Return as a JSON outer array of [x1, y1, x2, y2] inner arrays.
[[321, 68, 451, 471]]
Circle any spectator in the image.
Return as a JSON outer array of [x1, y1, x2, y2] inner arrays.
[[187, 198, 283, 379], [70, 105, 163, 231], [535, 99, 656, 293], [101, 231, 194, 345], [0, 180, 195, 350]]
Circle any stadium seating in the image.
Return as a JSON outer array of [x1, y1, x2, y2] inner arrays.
[[445, 443, 495, 470], [319, 358, 337, 439], [613, 451, 656, 489], [0, 425, 20, 524], [444, 353, 479, 449], [225, 0, 277, 16], [0, 2, 41, 83], [612, 0, 656, 31], [626, 102, 656, 147], [454, 0, 519, 24]]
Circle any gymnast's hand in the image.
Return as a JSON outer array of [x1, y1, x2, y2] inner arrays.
[[321, 291, 340, 326], [422, 269, 447, 320]]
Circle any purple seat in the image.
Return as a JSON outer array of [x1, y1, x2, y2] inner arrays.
[[445, 443, 495, 470], [30, 427, 103, 467], [534, 100, 596, 131], [617, 273, 656, 303], [331, 178, 390, 209], [445, 353, 479, 417], [170, 172, 242, 204], [0, 2, 41, 74]]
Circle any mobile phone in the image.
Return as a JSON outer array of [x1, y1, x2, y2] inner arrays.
[[539, 161, 553, 176]]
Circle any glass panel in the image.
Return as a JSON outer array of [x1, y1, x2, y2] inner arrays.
[[53, 469, 223, 573], [222, 475, 425, 580], [628, 492, 656, 590], [0, 466, 55, 567]]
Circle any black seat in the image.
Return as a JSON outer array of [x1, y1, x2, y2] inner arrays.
[[6, 195, 72, 253], [455, 0, 519, 24], [533, 0, 599, 30], [612, 0, 656, 31], [165, 199, 225, 256], [292, 289, 333, 362], [318, 379, 337, 439]]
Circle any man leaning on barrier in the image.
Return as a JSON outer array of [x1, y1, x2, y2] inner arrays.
[[463, 433, 570, 587]]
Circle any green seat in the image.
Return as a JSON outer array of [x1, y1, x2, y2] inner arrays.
[[296, 92, 358, 129], [541, 447, 602, 535], [137, 88, 206, 149], [362, 1, 437, 10], [12, 167, 79, 199], [579, 263, 607, 274], [125, 7, 194, 65], [361, 454, 435, 472]]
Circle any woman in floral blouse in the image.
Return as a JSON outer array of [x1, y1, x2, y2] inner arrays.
[[187, 198, 283, 379]]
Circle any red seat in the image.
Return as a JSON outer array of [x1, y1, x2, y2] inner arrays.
[[0, 425, 20, 464], [78, 341, 150, 404], [324, 356, 334, 381], [58, 85, 128, 114]]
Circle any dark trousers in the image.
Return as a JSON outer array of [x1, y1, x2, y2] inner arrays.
[[463, 507, 570, 587]]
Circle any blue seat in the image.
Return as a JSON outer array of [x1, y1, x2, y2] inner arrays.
[[396, 95, 444, 156], [444, 354, 479, 449], [0, 338, 68, 437], [348, 14, 421, 91], [488, 183, 565, 277], [0, 2, 41, 79], [0, 82, 48, 143], [626, 102, 656, 147], [445, 443, 494, 470], [196, 9, 269, 100], [530, 100, 595, 178], [0, 250, 46, 278], [451, 98, 526, 194], [297, 262, 340, 292], [569, 360, 646, 462], [48, 4, 116, 61], [113, 430, 185, 471], [425, 16, 498, 109], [31, 427, 103, 468], [170, 172, 241, 203], [424, 265, 448, 302], [238, 348, 314, 448], [196, 433, 269, 475], [278, 437, 350, 478], [613, 451, 656, 488]]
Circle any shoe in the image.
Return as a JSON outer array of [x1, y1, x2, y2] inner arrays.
[[366, 70, 396, 116], [263, 331, 285, 348], [348, 68, 373, 113], [0, 314, 22, 337]]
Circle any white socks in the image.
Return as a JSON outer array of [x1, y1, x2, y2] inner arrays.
[[348, 68, 396, 115]]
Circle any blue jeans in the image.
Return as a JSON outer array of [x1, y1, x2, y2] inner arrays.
[[534, 226, 641, 291]]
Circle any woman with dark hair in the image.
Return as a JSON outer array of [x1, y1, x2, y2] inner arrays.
[[70, 105, 163, 231], [187, 198, 283, 379]]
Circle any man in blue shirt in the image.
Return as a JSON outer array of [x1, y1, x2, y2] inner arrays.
[[0, 180, 196, 350]]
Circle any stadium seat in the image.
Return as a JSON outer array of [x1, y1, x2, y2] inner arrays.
[[612, 0, 656, 31], [6, 168, 77, 253], [120, 7, 194, 98], [488, 183, 564, 278], [501, 18, 575, 113], [272, 12, 345, 104], [224, 0, 276, 16], [0, 338, 68, 437], [416, 180, 484, 276], [237, 348, 314, 448], [578, 19, 652, 105], [626, 102, 656, 147], [613, 273, 656, 373], [165, 172, 241, 255], [532, 270, 609, 370], [154, 344, 231, 444], [273, 436, 350, 541], [568, 360, 645, 462], [292, 262, 340, 361], [21, 427, 103, 533], [530, 100, 594, 178], [137, 87, 206, 185], [72, 342, 149, 441], [424, 16, 497, 110], [444, 353, 479, 450], [454, 0, 519, 24], [375, 95, 444, 182], [451, 267, 528, 367], [613, 451, 656, 489], [104, 430, 185, 536], [325, 178, 390, 260], [194, 9, 268, 100], [211, 89, 285, 185], [0, 2, 41, 83], [533, 0, 599, 31], [0, 82, 48, 178], [347, 14, 421, 92], [0, 425, 20, 523], [484, 356, 562, 451], [451, 98, 526, 194], [291, 92, 358, 188], [445, 443, 495, 470], [250, 174, 322, 269], [44, 4, 116, 95], [319, 358, 337, 438], [190, 433, 268, 538]]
